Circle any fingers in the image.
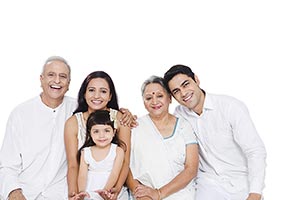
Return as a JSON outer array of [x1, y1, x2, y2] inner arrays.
[[119, 108, 136, 127]]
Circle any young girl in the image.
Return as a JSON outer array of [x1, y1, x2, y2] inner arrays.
[[76, 110, 126, 200]]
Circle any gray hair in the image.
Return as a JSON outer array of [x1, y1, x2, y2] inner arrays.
[[141, 75, 169, 96], [42, 56, 71, 78]]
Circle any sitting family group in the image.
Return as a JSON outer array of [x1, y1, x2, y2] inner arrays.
[[0, 56, 266, 200]]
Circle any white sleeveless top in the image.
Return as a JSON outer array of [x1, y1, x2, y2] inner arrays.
[[83, 144, 117, 191], [75, 109, 118, 149]]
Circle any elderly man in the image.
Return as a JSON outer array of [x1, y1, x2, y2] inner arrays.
[[0, 56, 77, 199]]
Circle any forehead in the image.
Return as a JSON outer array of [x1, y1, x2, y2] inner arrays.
[[88, 77, 109, 88], [92, 124, 112, 129], [44, 60, 70, 74], [144, 83, 165, 94], [169, 73, 190, 87]]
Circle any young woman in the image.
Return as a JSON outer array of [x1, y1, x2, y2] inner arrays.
[[65, 71, 132, 200]]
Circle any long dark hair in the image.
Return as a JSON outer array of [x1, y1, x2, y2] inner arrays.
[[73, 71, 119, 114], [77, 110, 126, 163]]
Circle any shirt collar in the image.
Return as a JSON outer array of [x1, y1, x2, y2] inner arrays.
[[203, 91, 214, 111]]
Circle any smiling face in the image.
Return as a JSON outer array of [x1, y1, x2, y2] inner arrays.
[[85, 77, 112, 112], [143, 83, 171, 117], [91, 124, 115, 148], [40, 60, 70, 107], [167, 73, 204, 114]]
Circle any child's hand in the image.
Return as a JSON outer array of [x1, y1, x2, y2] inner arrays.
[[95, 189, 114, 200], [76, 191, 90, 200]]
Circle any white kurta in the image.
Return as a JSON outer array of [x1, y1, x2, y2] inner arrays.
[[175, 93, 267, 200], [0, 95, 77, 200], [130, 115, 197, 200]]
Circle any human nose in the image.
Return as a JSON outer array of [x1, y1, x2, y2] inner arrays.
[[94, 90, 101, 98], [181, 88, 188, 98], [151, 96, 158, 104], [54, 75, 61, 83]]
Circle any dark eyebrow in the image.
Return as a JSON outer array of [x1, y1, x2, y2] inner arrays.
[[171, 80, 189, 94]]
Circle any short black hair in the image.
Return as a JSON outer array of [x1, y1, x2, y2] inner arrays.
[[163, 64, 195, 92]]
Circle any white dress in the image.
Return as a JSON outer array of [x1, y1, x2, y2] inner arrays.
[[76, 109, 128, 200], [83, 144, 117, 199]]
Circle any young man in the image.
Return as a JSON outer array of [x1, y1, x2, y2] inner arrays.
[[0, 56, 77, 199], [164, 65, 267, 200]]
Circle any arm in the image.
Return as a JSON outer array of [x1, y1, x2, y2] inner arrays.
[[126, 169, 141, 194], [77, 150, 88, 193], [128, 172, 157, 200], [64, 116, 80, 198], [229, 99, 266, 196], [104, 147, 125, 190], [109, 112, 131, 198], [0, 113, 25, 199]]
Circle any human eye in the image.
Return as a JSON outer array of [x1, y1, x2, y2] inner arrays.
[[172, 89, 179, 95], [100, 89, 108, 94], [88, 88, 95, 92], [47, 72, 55, 78], [105, 128, 112, 133], [144, 96, 152, 101], [183, 81, 190, 87], [157, 94, 164, 98], [59, 74, 68, 79]]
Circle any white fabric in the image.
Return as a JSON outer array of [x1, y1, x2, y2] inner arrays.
[[174, 93, 267, 199], [130, 114, 197, 200], [0, 95, 77, 200], [75, 112, 86, 149], [84, 144, 117, 192], [77, 109, 128, 200]]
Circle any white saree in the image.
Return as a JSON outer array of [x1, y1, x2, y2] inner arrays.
[[130, 115, 197, 200]]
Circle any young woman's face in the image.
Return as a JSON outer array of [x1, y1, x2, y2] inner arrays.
[[85, 78, 112, 112], [91, 124, 115, 148], [143, 83, 171, 117]]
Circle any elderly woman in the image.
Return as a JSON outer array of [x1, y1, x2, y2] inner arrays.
[[126, 75, 199, 200]]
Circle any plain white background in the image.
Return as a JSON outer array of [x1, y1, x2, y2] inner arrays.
[[0, 1, 299, 199]]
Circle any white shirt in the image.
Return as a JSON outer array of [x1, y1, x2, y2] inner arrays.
[[0, 95, 77, 200], [174, 93, 267, 195]]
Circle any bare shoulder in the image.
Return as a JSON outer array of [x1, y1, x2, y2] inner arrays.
[[64, 115, 78, 135], [116, 146, 125, 156]]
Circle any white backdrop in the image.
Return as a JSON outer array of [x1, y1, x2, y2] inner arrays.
[[0, 1, 299, 199]]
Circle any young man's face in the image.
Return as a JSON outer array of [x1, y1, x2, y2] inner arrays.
[[167, 73, 202, 111]]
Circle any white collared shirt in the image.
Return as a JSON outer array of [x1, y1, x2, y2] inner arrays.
[[174, 93, 267, 195], [0, 95, 77, 199]]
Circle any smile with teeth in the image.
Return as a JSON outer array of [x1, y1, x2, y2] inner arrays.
[[92, 100, 102, 104], [50, 85, 62, 89], [152, 105, 162, 110], [183, 94, 192, 102]]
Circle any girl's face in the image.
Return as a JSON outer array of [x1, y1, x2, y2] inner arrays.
[[85, 77, 112, 112], [91, 124, 115, 148], [143, 83, 171, 117]]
